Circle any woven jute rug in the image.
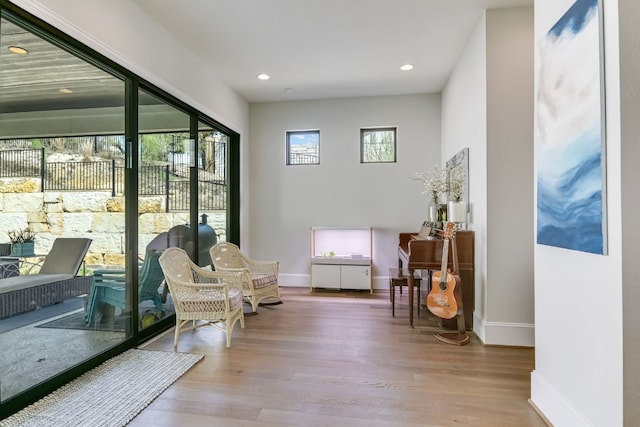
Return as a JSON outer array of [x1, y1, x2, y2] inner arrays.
[[1, 349, 203, 427]]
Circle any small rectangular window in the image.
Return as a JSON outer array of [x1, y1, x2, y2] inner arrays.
[[286, 130, 320, 165], [360, 127, 397, 163]]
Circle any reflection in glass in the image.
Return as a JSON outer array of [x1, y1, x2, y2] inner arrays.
[[198, 122, 228, 244], [137, 89, 191, 329]]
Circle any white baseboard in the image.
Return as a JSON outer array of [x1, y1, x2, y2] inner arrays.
[[530, 370, 592, 426], [473, 312, 535, 347], [278, 273, 310, 288], [279, 274, 394, 291]]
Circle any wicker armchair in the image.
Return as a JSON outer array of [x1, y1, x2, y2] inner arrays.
[[158, 247, 244, 349], [210, 242, 281, 313]]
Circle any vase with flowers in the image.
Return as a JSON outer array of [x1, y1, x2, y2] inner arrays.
[[7, 227, 36, 257], [412, 164, 448, 223]]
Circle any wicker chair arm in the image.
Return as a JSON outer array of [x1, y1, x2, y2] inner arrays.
[[192, 269, 244, 292], [244, 258, 279, 275]]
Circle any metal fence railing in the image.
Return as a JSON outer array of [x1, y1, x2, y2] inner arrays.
[[0, 149, 43, 178], [196, 181, 227, 211], [0, 149, 226, 211], [166, 180, 226, 211], [45, 160, 115, 191], [288, 152, 319, 165]]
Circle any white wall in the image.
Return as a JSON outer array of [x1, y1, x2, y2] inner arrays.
[[485, 8, 535, 345], [441, 8, 535, 347], [249, 95, 441, 287], [531, 0, 623, 425]]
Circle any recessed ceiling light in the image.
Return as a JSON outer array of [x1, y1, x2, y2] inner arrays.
[[59, 88, 73, 94], [257, 73, 270, 80], [8, 45, 28, 55], [400, 64, 414, 71]]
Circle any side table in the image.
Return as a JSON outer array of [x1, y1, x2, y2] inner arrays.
[[0, 255, 47, 276], [0, 259, 20, 278]]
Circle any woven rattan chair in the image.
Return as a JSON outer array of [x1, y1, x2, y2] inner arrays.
[[210, 242, 281, 313], [158, 247, 245, 349]]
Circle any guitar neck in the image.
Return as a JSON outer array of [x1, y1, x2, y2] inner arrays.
[[439, 239, 449, 281], [438, 222, 455, 280]]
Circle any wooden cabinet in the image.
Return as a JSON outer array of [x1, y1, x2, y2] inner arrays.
[[310, 227, 372, 292], [311, 264, 371, 290]]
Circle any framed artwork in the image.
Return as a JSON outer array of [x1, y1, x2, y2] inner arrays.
[[536, 0, 607, 255], [446, 147, 469, 208]]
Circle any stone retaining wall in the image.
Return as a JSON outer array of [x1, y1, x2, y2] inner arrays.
[[0, 178, 226, 269]]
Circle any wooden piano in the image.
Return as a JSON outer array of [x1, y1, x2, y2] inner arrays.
[[398, 230, 474, 329]]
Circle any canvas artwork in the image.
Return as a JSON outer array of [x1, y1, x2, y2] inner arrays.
[[536, 0, 607, 255]]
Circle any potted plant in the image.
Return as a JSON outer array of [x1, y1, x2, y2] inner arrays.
[[7, 227, 36, 257]]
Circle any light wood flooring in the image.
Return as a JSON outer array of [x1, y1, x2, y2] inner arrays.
[[132, 287, 546, 427]]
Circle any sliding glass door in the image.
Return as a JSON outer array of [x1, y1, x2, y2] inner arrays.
[[0, 14, 129, 401]]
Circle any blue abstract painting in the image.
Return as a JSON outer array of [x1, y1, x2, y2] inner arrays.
[[536, 0, 606, 255]]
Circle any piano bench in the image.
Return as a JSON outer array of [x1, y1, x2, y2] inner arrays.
[[388, 268, 422, 317]]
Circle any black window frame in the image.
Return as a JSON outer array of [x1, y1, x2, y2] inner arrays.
[[286, 129, 320, 165], [360, 127, 397, 163]]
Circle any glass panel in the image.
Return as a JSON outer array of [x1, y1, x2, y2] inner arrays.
[[0, 16, 127, 401], [137, 89, 191, 328], [360, 127, 397, 163], [198, 122, 228, 250], [286, 130, 319, 165]]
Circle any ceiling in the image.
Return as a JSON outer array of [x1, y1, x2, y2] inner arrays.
[[133, 0, 533, 103]]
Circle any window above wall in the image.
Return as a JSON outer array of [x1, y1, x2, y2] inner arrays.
[[286, 130, 319, 165], [360, 127, 397, 163]]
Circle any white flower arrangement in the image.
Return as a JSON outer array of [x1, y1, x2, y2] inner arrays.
[[412, 164, 448, 204]]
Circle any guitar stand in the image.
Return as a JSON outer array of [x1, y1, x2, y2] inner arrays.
[[433, 233, 470, 346], [434, 312, 470, 346]]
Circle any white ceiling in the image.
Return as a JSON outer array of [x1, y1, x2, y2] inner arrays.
[[133, 0, 533, 103]]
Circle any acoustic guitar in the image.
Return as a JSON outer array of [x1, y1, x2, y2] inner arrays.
[[426, 222, 460, 320]]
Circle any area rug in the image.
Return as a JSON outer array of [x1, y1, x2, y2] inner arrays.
[[0, 349, 203, 427], [36, 310, 126, 332]]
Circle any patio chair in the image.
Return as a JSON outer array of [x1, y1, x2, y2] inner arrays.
[[158, 247, 245, 349], [84, 249, 165, 326], [209, 242, 281, 313], [0, 238, 92, 318]]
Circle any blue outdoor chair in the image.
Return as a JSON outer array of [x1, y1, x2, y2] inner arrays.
[[85, 249, 164, 326]]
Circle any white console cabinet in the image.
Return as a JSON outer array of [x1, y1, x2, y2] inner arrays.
[[310, 226, 372, 292]]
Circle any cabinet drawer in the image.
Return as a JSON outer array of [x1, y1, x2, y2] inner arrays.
[[311, 264, 341, 289], [340, 265, 371, 290]]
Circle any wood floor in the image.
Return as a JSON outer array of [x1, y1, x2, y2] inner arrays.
[[131, 287, 546, 427]]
